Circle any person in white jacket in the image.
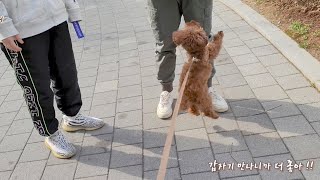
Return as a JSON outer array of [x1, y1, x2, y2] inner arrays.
[[0, 0, 105, 159]]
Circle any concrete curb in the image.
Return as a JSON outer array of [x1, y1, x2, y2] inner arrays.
[[219, 0, 320, 91]]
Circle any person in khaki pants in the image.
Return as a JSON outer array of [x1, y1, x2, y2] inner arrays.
[[147, 0, 229, 119]]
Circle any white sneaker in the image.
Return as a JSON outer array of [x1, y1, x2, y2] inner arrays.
[[157, 91, 173, 119], [62, 113, 105, 132], [45, 130, 76, 159], [209, 87, 229, 112]]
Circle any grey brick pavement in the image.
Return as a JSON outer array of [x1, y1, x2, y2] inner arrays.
[[0, 0, 319, 179]]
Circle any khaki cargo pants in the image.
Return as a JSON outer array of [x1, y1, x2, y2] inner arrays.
[[147, 0, 215, 92]]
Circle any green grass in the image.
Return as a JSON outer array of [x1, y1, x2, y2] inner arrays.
[[286, 21, 312, 49], [299, 41, 309, 49], [289, 21, 310, 36]]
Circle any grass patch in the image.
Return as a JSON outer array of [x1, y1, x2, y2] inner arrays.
[[289, 21, 310, 36], [286, 21, 312, 49], [299, 41, 309, 49]]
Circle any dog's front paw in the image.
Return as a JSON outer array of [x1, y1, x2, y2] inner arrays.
[[213, 31, 224, 41]]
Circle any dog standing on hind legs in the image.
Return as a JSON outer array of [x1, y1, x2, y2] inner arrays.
[[172, 20, 224, 119]]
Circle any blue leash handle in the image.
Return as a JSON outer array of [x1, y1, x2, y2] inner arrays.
[[72, 21, 84, 39]]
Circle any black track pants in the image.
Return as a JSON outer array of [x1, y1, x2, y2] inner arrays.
[[1, 21, 82, 136]]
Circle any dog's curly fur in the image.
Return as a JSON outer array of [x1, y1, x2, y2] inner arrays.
[[172, 20, 224, 119]]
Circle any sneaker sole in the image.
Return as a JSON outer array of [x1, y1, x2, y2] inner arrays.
[[61, 123, 105, 132], [44, 141, 75, 159], [157, 109, 173, 119], [214, 106, 229, 113]]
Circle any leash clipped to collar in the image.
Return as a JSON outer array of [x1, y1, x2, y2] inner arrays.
[[192, 57, 199, 62], [156, 61, 193, 180]]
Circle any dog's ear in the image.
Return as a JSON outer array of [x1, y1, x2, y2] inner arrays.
[[172, 30, 187, 46]]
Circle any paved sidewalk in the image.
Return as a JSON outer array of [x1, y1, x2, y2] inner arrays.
[[0, 0, 320, 179]]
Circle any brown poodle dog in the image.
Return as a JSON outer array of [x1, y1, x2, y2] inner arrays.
[[172, 20, 224, 119]]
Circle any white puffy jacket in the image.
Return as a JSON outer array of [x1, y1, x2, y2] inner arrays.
[[0, 0, 82, 41]]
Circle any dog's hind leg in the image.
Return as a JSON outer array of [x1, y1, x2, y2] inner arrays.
[[203, 107, 219, 119], [188, 104, 200, 116], [179, 96, 188, 113], [199, 95, 219, 119]]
